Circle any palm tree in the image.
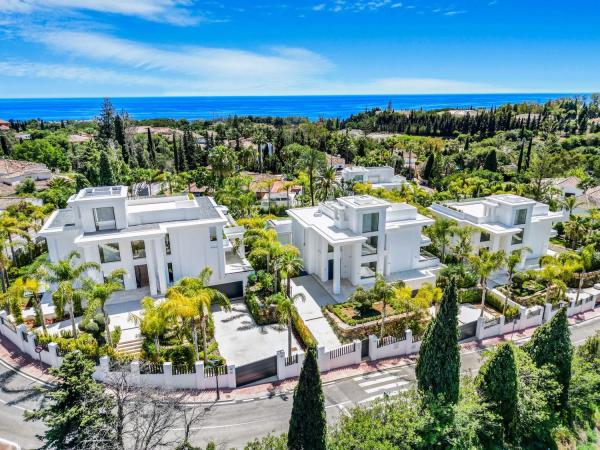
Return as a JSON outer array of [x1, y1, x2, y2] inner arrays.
[[276, 248, 304, 298], [21, 261, 48, 334], [468, 249, 506, 317], [316, 166, 339, 201], [538, 253, 578, 304], [165, 267, 231, 364], [275, 292, 305, 356], [503, 247, 530, 315], [428, 218, 457, 263], [82, 268, 126, 347], [573, 244, 595, 304], [372, 274, 396, 339], [560, 196, 582, 218], [248, 235, 282, 274], [42, 251, 100, 337], [129, 296, 169, 354], [0, 214, 31, 263], [0, 278, 31, 324], [451, 226, 474, 264], [564, 216, 588, 249], [259, 177, 278, 213]]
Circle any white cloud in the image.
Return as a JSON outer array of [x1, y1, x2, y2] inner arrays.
[[1, 0, 201, 26], [444, 10, 467, 16], [312, 3, 327, 11], [391, 3, 403, 8]]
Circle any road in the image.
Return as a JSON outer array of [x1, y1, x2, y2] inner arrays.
[[1, 316, 599, 449]]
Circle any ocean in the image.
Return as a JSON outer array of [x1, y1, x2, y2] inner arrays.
[[0, 93, 584, 122]]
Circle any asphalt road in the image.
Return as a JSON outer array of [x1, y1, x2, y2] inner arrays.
[[1, 316, 599, 450]]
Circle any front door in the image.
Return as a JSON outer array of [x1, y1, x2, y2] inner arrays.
[[134, 264, 149, 288]]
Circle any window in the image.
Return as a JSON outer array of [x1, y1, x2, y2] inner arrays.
[[514, 208, 527, 225], [131, 240, 146, 259], [353, 175, 364, 182], [167, 262, 174, 283], [480, 231, 490, 243], [327, 244, 334, 253], [165, 234, 171, 255], [93, 207, 116, 231], [362, 212, 379, 233], [362, 235, 378, 256], [104, 272, 125, 287], [360, 261, 377, 279], [209, 226, 218, 242], [99, 242, 120, 263], [511, 229, 524, 245]]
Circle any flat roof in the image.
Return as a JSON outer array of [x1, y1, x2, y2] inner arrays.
[[287, 207, 365, 245]]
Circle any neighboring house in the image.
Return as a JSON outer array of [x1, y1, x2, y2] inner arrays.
[[0, 196, 43, 212], [0, 119, 9, 131], [247, 173, 302, 210], [39, 186, 252, 299], [68, 133, 92, 144], [0, 159, 52, 186], [279, 194, 440, 294], [429, 194, 564, 267], [326, 154, 346, 171], [542, 176, 583, 198], [14, 133, 31, 140], [341, 166, 406, 190], [578, 185, 600, 210]]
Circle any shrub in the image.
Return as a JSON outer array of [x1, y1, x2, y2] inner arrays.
[[291, 308, 317, 348], [160, 343, 195, 367]]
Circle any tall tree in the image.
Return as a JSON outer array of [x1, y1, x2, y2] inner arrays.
[[416, 280, 460, 404], [114, 114, 126, 148], [468, 248, 506, 317], [483, 149, 498, 172], [172, 133, 180, 173], [98, 150, 115, 186], [288, 346, 326, 450], [183, 129, 197, 170], [296, 146, 326, 206], [523, 307, 573, 409], [0, 135, 10, 156], [96, 97, 116, 143], [25, 351, 116, 449], [422, 152, 435, 180], [476, 343, 518, 442], [147, 128, 156, 165]]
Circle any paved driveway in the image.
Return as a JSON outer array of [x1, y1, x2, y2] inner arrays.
[[212, 301, 299, 366], [290, 276, 341, 351]]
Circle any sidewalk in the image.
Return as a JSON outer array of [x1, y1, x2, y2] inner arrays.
[[0, 335, 56, 384]]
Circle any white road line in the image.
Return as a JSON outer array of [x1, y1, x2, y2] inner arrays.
[[358, 375, 397, 388], [242, 398, 254, 402], [353, 371, 389, 381], [325, 401, 352, 409], [358, 389, 407, 404], [364, 381, 409, 394], [0, 396, 31, 412]]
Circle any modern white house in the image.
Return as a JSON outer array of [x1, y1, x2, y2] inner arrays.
[[429, 194, 564, 267], [39, 186, 252, 299], [274, 195, 441, 295], [341, 166, 406, 190]]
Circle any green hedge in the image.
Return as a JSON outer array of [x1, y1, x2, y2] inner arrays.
[[291, 307, 317, 348], [459, 288, 520, 319]]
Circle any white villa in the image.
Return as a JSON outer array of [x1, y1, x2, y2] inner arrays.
[[39, 186, 252, 299], [429, 194, 564, 267], [271, 195, 441, 295], [341, 166, 406, 190]]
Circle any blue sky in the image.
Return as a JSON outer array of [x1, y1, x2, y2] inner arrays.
[[0, 0, 599, 97]]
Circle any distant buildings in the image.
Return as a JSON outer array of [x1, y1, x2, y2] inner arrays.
[[0, 159, 51, 186], [39, 186, 252, 298], [341, 166, 406, 190], [273, 194, 440, 294], [429, 194, 564, 267]]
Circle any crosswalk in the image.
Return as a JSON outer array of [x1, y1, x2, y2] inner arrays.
[[353, 371, 410, 404]]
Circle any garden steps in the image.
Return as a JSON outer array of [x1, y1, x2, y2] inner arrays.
[[116, 337, 143, 355]]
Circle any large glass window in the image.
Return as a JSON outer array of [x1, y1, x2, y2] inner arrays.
[[93, 207, 116, 231], [360, 261, 377, 279], [511, 229, 524, 245], [514, 208, 527, 225], [362, 212, 379, 233], [165, 234, 171, 255], [167, 262, 174, 283], [99, 242, 120, 263], [480, 231, 490, 243], [131, 240, 146, 259], [362, 235, 378, 256], [327, 244, 334, 253]]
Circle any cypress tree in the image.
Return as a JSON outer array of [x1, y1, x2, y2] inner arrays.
[[422, 153, 435, 181], [523, 307, 572, 408], [288, 346, 326, 450], [96, 98, 115, 143], [173, 133, 180, 172], [416, 279, 460, 404], [476, 343, 518, 441], [524, 136, 533, 170], [98, 150, 115, 186], [483, 149, 498, 172], [147, 128, 156, 165], [0, 135, 10, 156], [516, 140, 525, 174], [25, 351, 116, 448], [114, 115, 126, 148]]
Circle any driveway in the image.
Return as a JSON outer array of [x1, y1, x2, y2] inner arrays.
[[212, 301, 299, 366], [290, 276, 341, 351]]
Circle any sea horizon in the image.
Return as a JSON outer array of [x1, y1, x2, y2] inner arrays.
[[0, 92, 588, 122]]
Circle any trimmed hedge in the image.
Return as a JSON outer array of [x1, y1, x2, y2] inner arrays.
[[291, 307, 317, 348]]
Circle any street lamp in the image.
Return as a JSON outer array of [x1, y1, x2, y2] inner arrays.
[[207, 358, 222, 401]]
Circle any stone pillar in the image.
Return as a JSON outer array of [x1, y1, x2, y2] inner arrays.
[[194, 361, 205, 390], [48, 342, 60, 367], [216, 226, 226, 280], [317, 345, 329, 373], [368, 334, 378, 361], [276, 350, 286, 381], [163, 362, 173, 389], [333, 245, 341, 295], [226, 363, 236, 389], [154, 238, 168, 294], [145, 239, 158, 296], [543, 303, 553, 323], [319, 240, 328, 283], [130, 360, 141, 386], [351, 243, 361, 286]]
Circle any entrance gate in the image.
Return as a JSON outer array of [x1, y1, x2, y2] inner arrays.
[[235, 355, 277, 386]]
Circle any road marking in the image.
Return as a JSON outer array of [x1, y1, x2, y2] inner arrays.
[[353, 371, 389, 381], [325, 401, 352, 409], [358, 375, 397, 387], [0, 396, 32, 412], [358, 389, 406, 404], [364, 381, 409, 394], [242, 398, 254, 402]]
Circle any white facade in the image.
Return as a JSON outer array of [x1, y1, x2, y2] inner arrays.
[[429, 194, 564, 266], [39, 186, 252, 298], [284, 195, 440, 294], [341, 166, 406, 190]]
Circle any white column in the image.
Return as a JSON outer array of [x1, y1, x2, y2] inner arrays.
[[145, 239, 158, 296], [333, 245, 341, 294], [319, 239, 328, 283], [154, 238, 168, 294], [216, 226, 225, 281], [351, 243, 361, 286]]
